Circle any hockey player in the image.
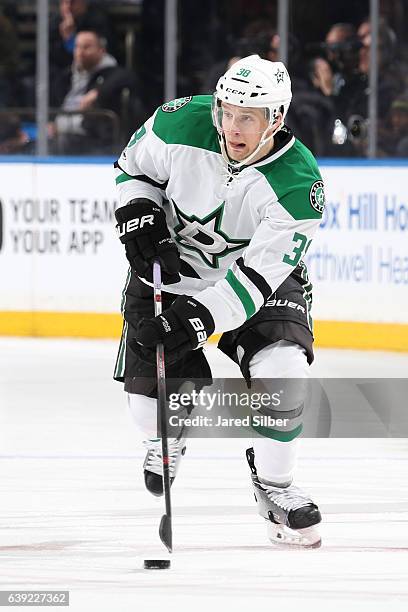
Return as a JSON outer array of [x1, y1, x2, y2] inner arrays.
[[113, 55, 324, 547]]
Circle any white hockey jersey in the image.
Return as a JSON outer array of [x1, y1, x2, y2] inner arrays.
[[114, 95, 325, 334]]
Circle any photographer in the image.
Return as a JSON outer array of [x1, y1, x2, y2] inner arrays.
[[287, 23, 360, 156], [325, 23, 360, 95], [330, 19, 404, 156]]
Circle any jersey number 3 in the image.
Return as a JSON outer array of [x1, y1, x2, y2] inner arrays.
[[283, 232, 311, 267]]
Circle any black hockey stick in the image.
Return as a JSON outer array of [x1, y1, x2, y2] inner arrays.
[[153, 260, 173, 553]]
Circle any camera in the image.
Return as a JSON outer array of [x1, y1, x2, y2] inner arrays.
[[332, 115, 368, 146], [348, 115, 368, 141], [324, 38, 363, 56], [306, 38, 362, 73]]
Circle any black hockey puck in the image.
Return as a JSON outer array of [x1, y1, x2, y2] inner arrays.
[[143, 559, 171, 570]]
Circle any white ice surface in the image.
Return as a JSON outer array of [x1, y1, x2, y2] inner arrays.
[[0, 338, 407, 611]]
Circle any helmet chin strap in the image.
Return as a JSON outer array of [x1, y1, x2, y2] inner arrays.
[[219, 118, 283, 170]]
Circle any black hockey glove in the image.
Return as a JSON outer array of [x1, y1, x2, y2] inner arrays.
[[131, 296, 215, 365], [115, 198, 181, 284]]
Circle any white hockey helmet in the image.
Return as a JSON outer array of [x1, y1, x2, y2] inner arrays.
[[212, 55, 292, 166]]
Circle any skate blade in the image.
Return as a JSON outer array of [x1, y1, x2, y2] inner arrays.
[[267, 522, 321, 548]]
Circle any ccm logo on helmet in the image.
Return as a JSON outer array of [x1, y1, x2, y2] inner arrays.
[[116, 215, 154, 236], [225, 88, 246, 95], [189, 317, 208, 347]]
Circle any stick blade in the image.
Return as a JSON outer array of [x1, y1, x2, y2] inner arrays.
[[159, 514, 172, 553]]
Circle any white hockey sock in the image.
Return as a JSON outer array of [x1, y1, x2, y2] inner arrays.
[[252, 437, 298, 486], [249, 340, 308, 486], [127, 393, 158, 439]]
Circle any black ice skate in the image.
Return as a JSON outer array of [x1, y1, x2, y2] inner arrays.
[[246, 447, 322, 547], [143, 438, 186, 496]]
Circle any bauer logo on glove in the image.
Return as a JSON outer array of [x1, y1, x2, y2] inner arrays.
[[115, 198, 181, 284], [116, 214, 155, 237], [131, 295, 215, 365], [188, 316, 208, 347]]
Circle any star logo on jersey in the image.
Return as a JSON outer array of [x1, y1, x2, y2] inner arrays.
[[161, 96, 192, 113], [309, 180, 325, 214], [275, 68, 285, 83], [172, 201, 250, 268]]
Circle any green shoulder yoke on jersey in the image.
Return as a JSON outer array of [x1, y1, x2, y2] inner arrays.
[[153, 95, 221, 154], [256, 139, 325, 221]]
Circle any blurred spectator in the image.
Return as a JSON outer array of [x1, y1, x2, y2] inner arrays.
[[380, 0, 406, 43], [305, 23, 364, 121], [238, 25, 303, 80], [389, 96, 408, 156], [286, 57, 336, 156], [356, 18, 404, 114], [0, 113, 33, 154], [49, 0, 113, 74], [200, 20, 276, 93], [234, 21, 279, 60], [344, 19, 403, 155], [0, 11, 19, 107], [284, 24, 359, 156], [201, 55, 241, 95], [201, 22, 304, 94], [50, 31, 144, 154], [324, 23, 359, 96], [316, 18, 405, 156], [379, 95, 408, 157], [357, 19, 398, 76], [309, 57, 334, 97]]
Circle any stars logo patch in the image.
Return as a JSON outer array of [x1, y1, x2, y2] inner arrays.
[[309, 180, 325, 214], [161, 96, 193, 113], [173, 201, 250, 268]]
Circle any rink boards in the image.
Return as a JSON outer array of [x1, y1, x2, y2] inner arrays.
[[0, 157, 407, 350]]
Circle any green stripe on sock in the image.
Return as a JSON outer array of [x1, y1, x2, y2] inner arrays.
[[115, 172, 134, 185], [251, 422, 303, 442], [225, 269, 256, 319]]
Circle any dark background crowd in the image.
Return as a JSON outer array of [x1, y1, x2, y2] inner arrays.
[[0, 0, 408, 157]]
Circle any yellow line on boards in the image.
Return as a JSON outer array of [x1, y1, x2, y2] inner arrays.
[[313, 320, 408, 352], [0, 311, 122, 338], [0, 312, 408, 351]]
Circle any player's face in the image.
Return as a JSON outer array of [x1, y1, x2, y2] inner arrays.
[[221, 103, 271, 162]]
